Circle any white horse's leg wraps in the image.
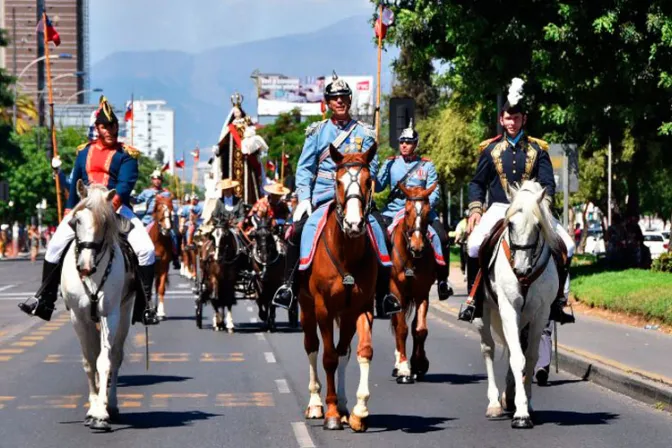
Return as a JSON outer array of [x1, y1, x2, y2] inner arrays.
[[45, 211, 75, 263]]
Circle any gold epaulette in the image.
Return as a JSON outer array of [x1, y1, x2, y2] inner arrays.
[[123, 144, 141, 159], [478, 135, 502, 152], [76, 142, 90, 152], [527, 136, 549, 151]]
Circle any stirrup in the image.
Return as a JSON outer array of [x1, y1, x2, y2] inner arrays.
[[458, 302, 476, 323], [18, 297, 55, 321], [382, 294, 402, 316], [143, 308, 160, 326], [272, 284, 295, 310]]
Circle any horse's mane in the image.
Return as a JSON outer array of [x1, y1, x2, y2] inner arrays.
[[505, 181, 560, 253], [72, 184, 120, 246]]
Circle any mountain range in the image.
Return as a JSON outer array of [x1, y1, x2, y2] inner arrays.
[[91, 15, 397, 160]]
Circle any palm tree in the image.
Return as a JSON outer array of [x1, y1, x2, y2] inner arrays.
[[0, 93, 38, 134]]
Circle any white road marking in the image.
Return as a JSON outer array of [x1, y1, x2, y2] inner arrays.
[[246, 306, 254, 312], [250, 317, 259, 324], [0, 285, 16, 293], [177, 283, 191, 288], [264, 352, 276, 363], [291, 422, 316, 448], [256, 333, 265, 341], [275, 379, 290, 394]]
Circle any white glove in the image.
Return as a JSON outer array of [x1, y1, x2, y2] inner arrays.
[[293, 199, 312, 222], [51, 156, 62, 170]]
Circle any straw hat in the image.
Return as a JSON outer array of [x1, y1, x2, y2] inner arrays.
[[263, 182, 290, 197], [218, 178, 240, 190]]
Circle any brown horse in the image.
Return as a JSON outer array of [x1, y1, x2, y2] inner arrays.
[[389, 183, 438, 384], [148, 195, 174, 319], [301, 143, 378, 432], [181, 214, 198, 279]]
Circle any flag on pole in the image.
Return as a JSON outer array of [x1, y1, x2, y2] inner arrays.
[[282, 153, 290, 166], [266, 160, 275, 172], [190, 148, 200, 161], [374, 7, 395, 40], [162, 162, 170, 172], [36, 15, 61, 46], [124, 101, 133, 121], [175, 159, 185, 169]]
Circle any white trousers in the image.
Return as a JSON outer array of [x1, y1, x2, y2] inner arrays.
[[45, 204, 155, 266], [467, 203, 575, 259]]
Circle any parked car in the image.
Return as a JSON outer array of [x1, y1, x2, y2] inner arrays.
[[643, 232, 668, 259]]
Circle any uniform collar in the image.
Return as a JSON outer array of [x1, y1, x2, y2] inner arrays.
[[91, 139, 118, 151], [401, 153, 419, 163], [330, 116, 353, 129], [506, 131, 524, 147]]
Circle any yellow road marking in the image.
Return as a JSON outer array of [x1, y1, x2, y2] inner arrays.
[[133, 333, 153, 348], [150, 393, 208, 408], [215, 392, 274, 407], [0, 356, 12, 361], [11, 341, 36, 347], [0, 349, 23, 354], [0, 396, 15, 409], [18, 395, 82, 410], [200, 353, 245, 362], [149, 353, 190, 363], [22, 336, 45, 341], [31, 331, 53, 336]]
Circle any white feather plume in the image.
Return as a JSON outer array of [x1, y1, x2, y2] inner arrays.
[[507, 77, 525, 107]]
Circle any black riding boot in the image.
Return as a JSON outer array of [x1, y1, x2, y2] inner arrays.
[[18, 260, 61, 321], [135, 265, 160, 325], [549, 258, 575, 324], [436, 263, 454, 301], [458, 257, 481, 322], [376, 265, 402, 317], [272, 240, 299, 310]]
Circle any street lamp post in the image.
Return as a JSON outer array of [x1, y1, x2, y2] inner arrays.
[[12, 53, 73, 129], [64, 88, 103, 105]]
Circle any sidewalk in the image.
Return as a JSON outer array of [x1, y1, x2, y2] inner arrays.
[[430, 266, 672, 410]]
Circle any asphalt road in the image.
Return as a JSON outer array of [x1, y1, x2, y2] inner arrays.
[[0, 261, 670, 448]]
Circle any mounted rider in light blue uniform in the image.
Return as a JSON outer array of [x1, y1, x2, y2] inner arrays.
[[272, 72, 402, 316], [135, 170, 180, 270], [375, 120, 454, 301]]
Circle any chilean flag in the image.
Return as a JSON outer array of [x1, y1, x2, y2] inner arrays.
[[374, 7, 395, 40], [190, 148, 200, 161], [36, 15, 61, 46], [124, 101, 133, 122], [174, 159, 185, 169], [162, 162, 170, 172]]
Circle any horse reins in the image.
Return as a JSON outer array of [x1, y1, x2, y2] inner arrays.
[[74, 224, 115, 323], [334, 161, 373, 234], [501, 226, 551, 307]]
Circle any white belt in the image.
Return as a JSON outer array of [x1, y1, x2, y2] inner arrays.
[[317, 171, 335, 180]]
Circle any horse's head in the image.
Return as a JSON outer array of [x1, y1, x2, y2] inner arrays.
[[212, 218, 235, 261], [154, 195, 174, 236], [505, 181, 554, 277], [250, 215, 277, 266], [400, 182, 436, 258], [330, 142, 377, 237], [70, 180, 119, 276]]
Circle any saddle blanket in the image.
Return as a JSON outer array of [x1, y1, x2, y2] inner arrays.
[[299, 201, 392, 271], [387, 210, 445, 266]]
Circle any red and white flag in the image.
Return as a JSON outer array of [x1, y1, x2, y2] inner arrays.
[[36, 15, 61, 46], [374, 7, 395, 40]]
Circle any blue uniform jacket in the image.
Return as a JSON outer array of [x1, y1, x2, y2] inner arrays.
[[468, 133, 555, 212], [377, 155, 440, 219], [65, 142, 139, 210], [136, 187, 172, 225], [295, 118, 379, 208]]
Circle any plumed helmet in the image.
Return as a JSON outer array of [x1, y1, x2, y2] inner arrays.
[[502, 77, 527, 115], [324, 71, 352, 100], [94, 95, 119, 125], [398, 118, 419, 144], [150, 170, 163, 180]]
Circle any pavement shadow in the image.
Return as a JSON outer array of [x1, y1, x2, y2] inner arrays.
[[366, 414, 454, 433], [117, 375, 193, 387], [534, 410, 619, 426], [116, 410, 220, 429], [418, 373, 486, 385], [163, 315, 198, 322], [542, 378, 585, 387]]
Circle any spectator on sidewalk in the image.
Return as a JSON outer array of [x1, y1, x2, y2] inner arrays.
[[28, 223, 39, 263], [454, 211, 469, 281], [11, 221, 19, 258]]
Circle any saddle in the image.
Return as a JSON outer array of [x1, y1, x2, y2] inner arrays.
[[116, 215, 138, 273], [471, 219, 569, 305]]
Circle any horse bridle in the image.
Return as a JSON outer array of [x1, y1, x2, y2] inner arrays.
[[71, 214, 115, 323], [334, 161, 373, 232], [156, 202, 172, 235], [251, 219, 281, 268], [212, 223, 242, 265], [502, 221, 550, 302]]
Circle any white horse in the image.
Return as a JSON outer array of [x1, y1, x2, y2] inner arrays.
[[475, 181, 561, 429], [62, 181, 135, 432]]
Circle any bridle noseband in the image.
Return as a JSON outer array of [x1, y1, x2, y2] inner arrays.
[[334, 161, 373, 232]]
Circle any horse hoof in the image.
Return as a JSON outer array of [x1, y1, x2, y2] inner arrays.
[[348, 414, 368, 432], [83, 416, 94, 426], [323, 416, 344, 431], [227, 328, 234, 334], [90, 418, 112, 432], [486, 405, 505, 419], [396, 375, 415, 385], [391, 368, 398, 377], [511, 416, 534, 429], [339, 411, 350, 425], [305, 405, 324, 420]]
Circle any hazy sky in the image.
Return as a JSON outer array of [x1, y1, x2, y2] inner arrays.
[[90, 0, 373, 63]]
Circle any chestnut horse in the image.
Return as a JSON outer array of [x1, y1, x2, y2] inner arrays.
[[148, 195, 174, 319], [301, 144, 378, 433], [181, 214, 198, 280], [389, 183, 438, 384]]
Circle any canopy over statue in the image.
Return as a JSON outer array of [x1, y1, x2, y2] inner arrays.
[[216, 93, 266, 204]]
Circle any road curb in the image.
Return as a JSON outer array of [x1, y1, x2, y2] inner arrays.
[[429, 300, 672, 412]]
